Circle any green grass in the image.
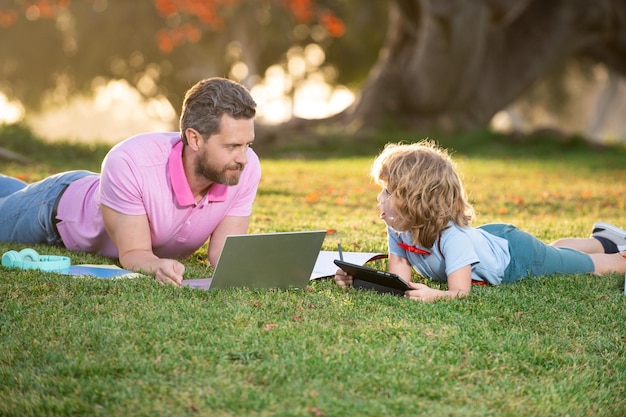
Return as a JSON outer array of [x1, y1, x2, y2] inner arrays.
[[1, 123, 626, 416]]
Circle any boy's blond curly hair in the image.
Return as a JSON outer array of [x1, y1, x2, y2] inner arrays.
[[371, 140, 475, 248]]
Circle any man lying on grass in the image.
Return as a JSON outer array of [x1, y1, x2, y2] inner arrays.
[[334, 141, 626, 302], [0, 77, 260, 286]]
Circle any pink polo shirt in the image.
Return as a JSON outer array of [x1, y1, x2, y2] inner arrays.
[[56, 132, 261, 259]]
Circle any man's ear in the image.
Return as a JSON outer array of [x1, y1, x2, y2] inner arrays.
[[185, 128, 202, 150]]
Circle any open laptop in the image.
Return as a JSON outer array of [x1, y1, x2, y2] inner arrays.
[[182, 230, 326, 290]]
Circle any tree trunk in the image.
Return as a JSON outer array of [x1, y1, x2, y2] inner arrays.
[[341, 0, 626, 132]]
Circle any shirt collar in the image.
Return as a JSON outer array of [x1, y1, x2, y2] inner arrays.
[[168, 140, 228, 206]]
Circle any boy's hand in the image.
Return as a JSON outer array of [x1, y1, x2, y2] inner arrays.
[[405, 282, 443, 302], [333, 268, 353, 289], [405, 281, 469, 302]]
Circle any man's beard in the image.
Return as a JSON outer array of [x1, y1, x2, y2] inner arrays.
[[194, 156, 244, 186]]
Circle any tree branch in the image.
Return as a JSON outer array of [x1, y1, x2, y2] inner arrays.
[[0, 147, 31, 164]]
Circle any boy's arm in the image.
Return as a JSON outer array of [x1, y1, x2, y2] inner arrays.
[[388, 253, 413, 282], [405, 265, 472, 302], [445, 265, 472, 297]]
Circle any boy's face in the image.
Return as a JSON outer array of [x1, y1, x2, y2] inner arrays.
[[377, 188, 400, 228]]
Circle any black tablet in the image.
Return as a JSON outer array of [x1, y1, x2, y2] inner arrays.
[[334, 259, 410, 296]]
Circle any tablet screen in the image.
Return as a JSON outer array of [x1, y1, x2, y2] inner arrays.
[[334, 260, 410, 296]]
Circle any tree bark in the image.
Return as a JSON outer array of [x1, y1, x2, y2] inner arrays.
[[340, 0, 626, 132]]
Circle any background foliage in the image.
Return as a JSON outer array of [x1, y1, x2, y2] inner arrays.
[[0, 0, 386, 113]]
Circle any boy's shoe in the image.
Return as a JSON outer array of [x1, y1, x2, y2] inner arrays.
[[591, 222, 626, 251]]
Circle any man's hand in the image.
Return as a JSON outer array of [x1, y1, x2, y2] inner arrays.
[[153, 259, 186, 286]]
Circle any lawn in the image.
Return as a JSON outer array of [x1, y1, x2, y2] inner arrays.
[[1, 124, 625, 416]]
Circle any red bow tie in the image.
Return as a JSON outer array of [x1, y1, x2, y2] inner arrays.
[[397, 242, 430, 256]]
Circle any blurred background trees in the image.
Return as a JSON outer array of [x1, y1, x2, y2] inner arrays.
[[0, 0, 383, 116], [0, 0, 625, 144]]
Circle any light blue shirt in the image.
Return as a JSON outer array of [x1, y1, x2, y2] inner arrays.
[[388, 222, 511, 285]]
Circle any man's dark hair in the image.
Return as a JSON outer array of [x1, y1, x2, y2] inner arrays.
[[180, 77, 256, 144]]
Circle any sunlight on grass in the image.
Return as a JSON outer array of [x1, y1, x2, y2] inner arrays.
[[252, 158, 387, 252], [1, 133, 626, 416], [459, 157, 626, 239], [252, 155, 626, 252]]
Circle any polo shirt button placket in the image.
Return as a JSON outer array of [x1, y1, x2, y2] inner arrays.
[[175, 211, 195, 242]]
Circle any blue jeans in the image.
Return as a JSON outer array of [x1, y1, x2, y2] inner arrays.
[[0, 171, 96, 245]]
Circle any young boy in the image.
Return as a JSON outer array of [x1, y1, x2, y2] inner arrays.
[[334, 141, 626, 302]]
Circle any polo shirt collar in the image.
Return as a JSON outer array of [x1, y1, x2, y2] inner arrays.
[[168, 140, 228, 206]]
